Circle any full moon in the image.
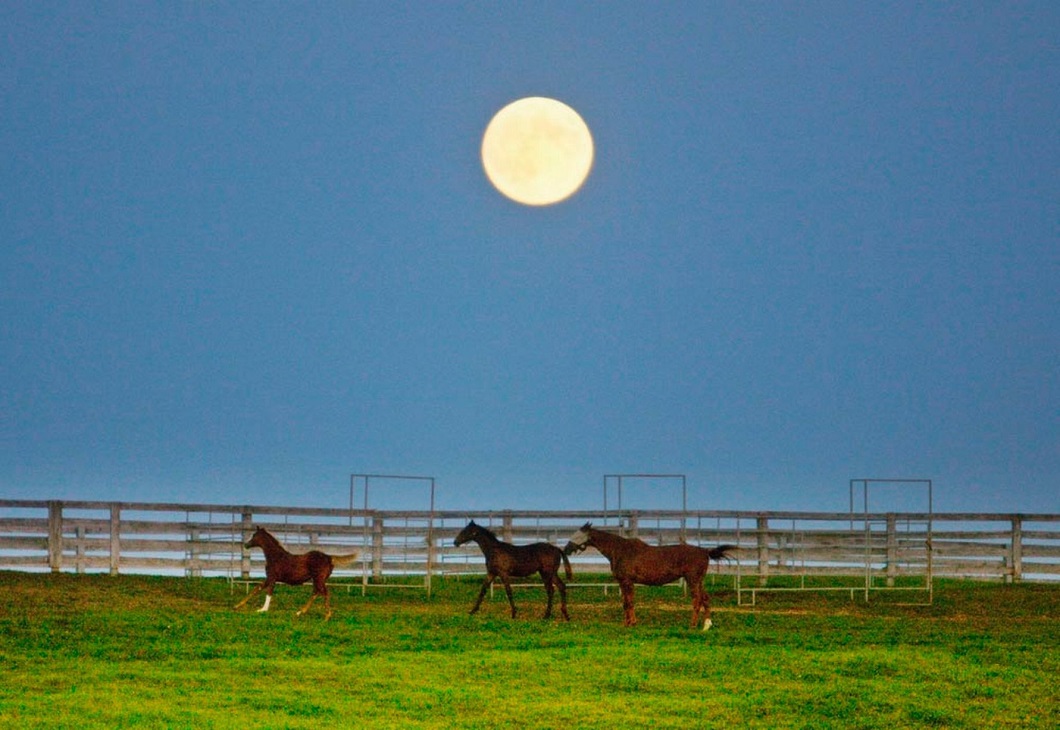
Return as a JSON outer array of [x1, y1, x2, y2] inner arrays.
[[481, 96, 594, 206]]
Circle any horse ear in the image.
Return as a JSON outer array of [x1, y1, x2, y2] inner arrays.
[[582, 521, 592, 530]]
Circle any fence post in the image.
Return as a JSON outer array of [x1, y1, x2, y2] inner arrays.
[[502, 512, 514, 543], [756, 514, 770, 587], [372, 515, 384, 580], [886, 514, 897, 587], [109, 504, 121, 575], [1010, 516, 1023, 583], [47, 501, 63, 573], [74, 525, 85, 574], [189, 527, 200, 578], [240, 510, 252, 579]]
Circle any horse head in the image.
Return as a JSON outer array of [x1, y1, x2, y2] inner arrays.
[[245, 526, 270, 550], [563, 522, 593, 555], [453, 520, 480, 547]]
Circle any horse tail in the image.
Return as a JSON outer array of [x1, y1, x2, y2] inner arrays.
[[330, 552, 360, 568], [707, 544, 738, 562], [560, 549, 573, 580]]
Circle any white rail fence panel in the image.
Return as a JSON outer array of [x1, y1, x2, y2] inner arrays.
[[1, 502, 1057, 586]]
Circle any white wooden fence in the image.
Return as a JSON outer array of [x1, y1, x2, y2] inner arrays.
[[2, 501, 1058, 599]]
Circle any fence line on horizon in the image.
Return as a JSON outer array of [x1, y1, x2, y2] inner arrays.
[[2, 501, 1058, 600]]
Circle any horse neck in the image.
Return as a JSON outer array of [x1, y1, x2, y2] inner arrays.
[[589, 529, 638, 560], [255, 532, 291, 561], [471, 528, 503, 553]]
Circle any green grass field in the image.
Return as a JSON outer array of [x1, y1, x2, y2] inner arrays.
[[1, 571, 1057, 728]]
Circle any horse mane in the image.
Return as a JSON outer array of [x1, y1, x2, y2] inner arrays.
[[473, 522, 501, 542], [252, 527, 288, 553], [587, 526, 645, 556]]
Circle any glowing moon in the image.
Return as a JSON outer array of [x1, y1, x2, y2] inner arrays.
[[481, 96, 594, 206]]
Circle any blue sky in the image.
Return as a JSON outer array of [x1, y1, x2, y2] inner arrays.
[[3, 3, 1058, 514]]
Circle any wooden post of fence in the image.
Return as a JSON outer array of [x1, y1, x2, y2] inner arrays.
[[109, 504, 121, 575], [502, 513, 514, 543], [886, 514, 897, 587], [240, 510, 252, 579], [1010, 516, 1023, 583], [372, 515, 384, 580], [47, 501, 63, 573], [756, 514, 769, 587], [189, 527, 200, 578], [75, 525, 85, 574]]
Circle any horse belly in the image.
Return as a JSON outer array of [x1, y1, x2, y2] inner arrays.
[[490, 555, 533, 579], [270, 567, 310, 585], [623, 557, 685, 587]]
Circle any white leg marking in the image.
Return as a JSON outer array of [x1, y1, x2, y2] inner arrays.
[[257, 594, 271, 612], [703, 618, 713, 632]]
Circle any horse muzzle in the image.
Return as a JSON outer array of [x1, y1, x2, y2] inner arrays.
[[562, 541, 586, 556]]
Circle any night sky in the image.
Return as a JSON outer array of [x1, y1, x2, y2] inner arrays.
[[3, 3, 1058, 514]]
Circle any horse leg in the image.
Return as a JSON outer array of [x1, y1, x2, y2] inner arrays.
[[501, 576, 517, 618], [540, 570, 555, 620], [233, 581, 265, 610], [236, 580, 275, 612], [299, 592, 331, 620], [302, 574, 333, 621], [469, 575, 494, 615], [700, 589, 713, 631], [689, 581, 704, 629], [299, 582, 330, 620], [619, 580, 637, 626], [257, 587, 274, 613], [555, 572, 570, 621]]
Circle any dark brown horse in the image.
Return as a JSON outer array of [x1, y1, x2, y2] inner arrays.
[[564, 522, 735, 630], [454, 520, 573, 620], [234, 527, 359, 621]]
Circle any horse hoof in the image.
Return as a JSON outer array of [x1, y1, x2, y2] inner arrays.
[[703, 619, 713, 632]]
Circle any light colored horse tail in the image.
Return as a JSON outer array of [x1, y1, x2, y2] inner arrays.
[[330, 552, 360, 568]]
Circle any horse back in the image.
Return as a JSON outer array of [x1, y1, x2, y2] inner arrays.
[[618, 543, 710, 586], [268, 550, 333, 585], [491, 541, 563, 578]]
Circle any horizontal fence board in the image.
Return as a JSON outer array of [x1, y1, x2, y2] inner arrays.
[[0, 554, 49, 567], [1020, 563, 1060, 575], [1023, 545, 1060, 558]]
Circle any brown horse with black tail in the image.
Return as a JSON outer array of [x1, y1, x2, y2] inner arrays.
[[454, 520, 573, 620], [564, 522, 735, 630], [234, 527, 359, 621]]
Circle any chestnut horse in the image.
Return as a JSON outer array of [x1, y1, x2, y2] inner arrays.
[[454, 520, 573, 620], [564, 522, 735, 630], [234, 527, 359, 621]]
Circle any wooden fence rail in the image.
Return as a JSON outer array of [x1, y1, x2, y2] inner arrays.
[[1, 501, 1058, 595]]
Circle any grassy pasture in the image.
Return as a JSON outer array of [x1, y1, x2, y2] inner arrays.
[[1, 571, 1057, 728]]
